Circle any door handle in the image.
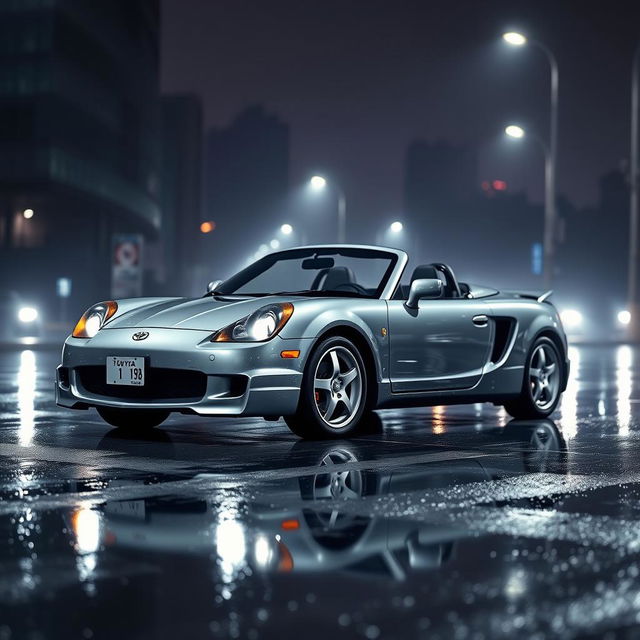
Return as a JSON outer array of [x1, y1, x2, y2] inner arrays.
[[472, 315, 489, 326]]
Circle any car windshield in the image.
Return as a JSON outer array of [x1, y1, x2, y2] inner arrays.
[[216, 248, 398, 298]]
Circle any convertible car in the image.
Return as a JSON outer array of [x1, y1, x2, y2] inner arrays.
[[56, 245, 570, 438]]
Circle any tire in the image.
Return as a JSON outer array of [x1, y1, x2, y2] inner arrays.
[[504, 336, 563, 419], [285, 336, 369, 439], [96, 406, 169, 430]]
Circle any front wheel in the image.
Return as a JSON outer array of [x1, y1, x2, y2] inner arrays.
[[96, 406, 169, 430], [285, 336, 369, 439], [504, 336, 563, 419]]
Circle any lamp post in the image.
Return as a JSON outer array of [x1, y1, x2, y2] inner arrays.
[[309, 175, 347, 243], [628, 45, 640, 338], [503, 31, 559, 289]]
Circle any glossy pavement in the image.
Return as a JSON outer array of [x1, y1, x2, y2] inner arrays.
[[1, 345, 640, 639]]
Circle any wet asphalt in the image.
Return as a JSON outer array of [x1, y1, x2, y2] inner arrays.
[[1, 345, 640, 639]]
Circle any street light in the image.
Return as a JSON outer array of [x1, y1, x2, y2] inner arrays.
[[280, 223, 293, 235], [505, 125, 525, 139], [270, 238, 280, 249], [390, 221, 403, 233], [502, 32, 527, 46], [309, 175, 327, 190], [502, 30, 558, 289], [308, 175, 347, 243], [23, 208, 34, 219]]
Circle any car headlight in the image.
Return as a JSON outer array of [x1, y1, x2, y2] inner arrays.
[[72, 301, 118, 338], [18, 306, 38, 323], [212, 302, 294, 342]]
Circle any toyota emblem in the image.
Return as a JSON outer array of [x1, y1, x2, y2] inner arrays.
[[132, 331, 149, 341]]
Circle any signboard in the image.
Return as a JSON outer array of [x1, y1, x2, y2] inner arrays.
[[111, 234, 143, 298]]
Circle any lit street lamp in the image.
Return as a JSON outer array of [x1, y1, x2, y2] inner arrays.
[[280, 223, 293, 235], [504, 124, 525, 139], [309, 175, 347, 243], [389, 221, 404, 233], [503, 30, 558, 289]]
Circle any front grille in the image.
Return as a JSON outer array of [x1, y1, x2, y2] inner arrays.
[[76, 366, 207, 402]]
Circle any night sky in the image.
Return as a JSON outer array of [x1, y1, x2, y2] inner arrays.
[[161, 0, 640, 225]]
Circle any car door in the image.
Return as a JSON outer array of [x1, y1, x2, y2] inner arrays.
[[386, 298, 493, 392]]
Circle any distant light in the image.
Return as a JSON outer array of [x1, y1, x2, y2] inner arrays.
[[270, 238, 280, 249], [390, 221, 403, 233], [259, 244, 268, 253], [18, 307, 38, 323], [560, 309, 583, 329], [23, 208, 34, 219], [310, 175, 327, 190], [492, 180, 508, 191], [618, 310, 631, 326], [200, 221, 215, 234], [280, 223, 293, 235], [505, 125, 525, 139], [503, 32, 527, 46]]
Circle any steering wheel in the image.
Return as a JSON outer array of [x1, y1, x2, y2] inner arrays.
[[332, 283, 369, 295]]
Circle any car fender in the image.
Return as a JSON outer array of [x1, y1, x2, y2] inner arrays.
[[280, 300, 388, 382]]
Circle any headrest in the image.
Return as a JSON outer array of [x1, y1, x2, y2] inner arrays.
[[322, 266, 355, 290], [410, 264, 439, 282]]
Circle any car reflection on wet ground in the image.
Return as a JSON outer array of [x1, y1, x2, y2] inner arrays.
[[1, 345, 640, 638]]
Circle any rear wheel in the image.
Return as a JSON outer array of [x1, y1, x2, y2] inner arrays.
[[285, 336, 369, 439], [96, 406, 169, 430], [504, 336, 563, 419]]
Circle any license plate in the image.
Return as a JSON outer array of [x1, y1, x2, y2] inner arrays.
[[106, 356, 145, 386]]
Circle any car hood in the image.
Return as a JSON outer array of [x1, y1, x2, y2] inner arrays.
[[105, 295, 302, 332]]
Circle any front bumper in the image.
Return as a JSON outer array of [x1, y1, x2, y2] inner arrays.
[[56, 327, 311, 417]]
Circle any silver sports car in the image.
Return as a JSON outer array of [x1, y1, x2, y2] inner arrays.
[[56, 245, 570, 438]]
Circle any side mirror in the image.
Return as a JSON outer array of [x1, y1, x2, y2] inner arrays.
[[207, 279, 223, 294], [405, 278, 442, 309]]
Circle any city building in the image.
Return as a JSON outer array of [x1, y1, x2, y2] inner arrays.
[[204, 105, 289, 278], [403, 138, 543, 288], [0, 0, 162, 322]]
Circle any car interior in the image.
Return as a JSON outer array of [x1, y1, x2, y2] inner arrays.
[[308, 262, 471, 299]]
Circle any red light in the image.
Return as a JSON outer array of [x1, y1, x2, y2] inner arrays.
[[492, 180, 507, 191], [200, 221, 215, 234], [281, 519, 300, 530]]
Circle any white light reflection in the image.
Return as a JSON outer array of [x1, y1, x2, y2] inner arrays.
[[17, 350, 36, 445], [253, 534, 273, 568], [72, 506, 102, 592], [73, 506, 101, 553], [616, 345, 633, 437], [559, 345, 580, 439], [215, 496, 248, 599]]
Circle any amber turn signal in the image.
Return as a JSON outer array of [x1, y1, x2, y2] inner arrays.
[[280, 350, 300, 358]]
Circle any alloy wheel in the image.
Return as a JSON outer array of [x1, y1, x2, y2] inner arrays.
[[529, 343, 560, 411], [313, 346, 363, 428]]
